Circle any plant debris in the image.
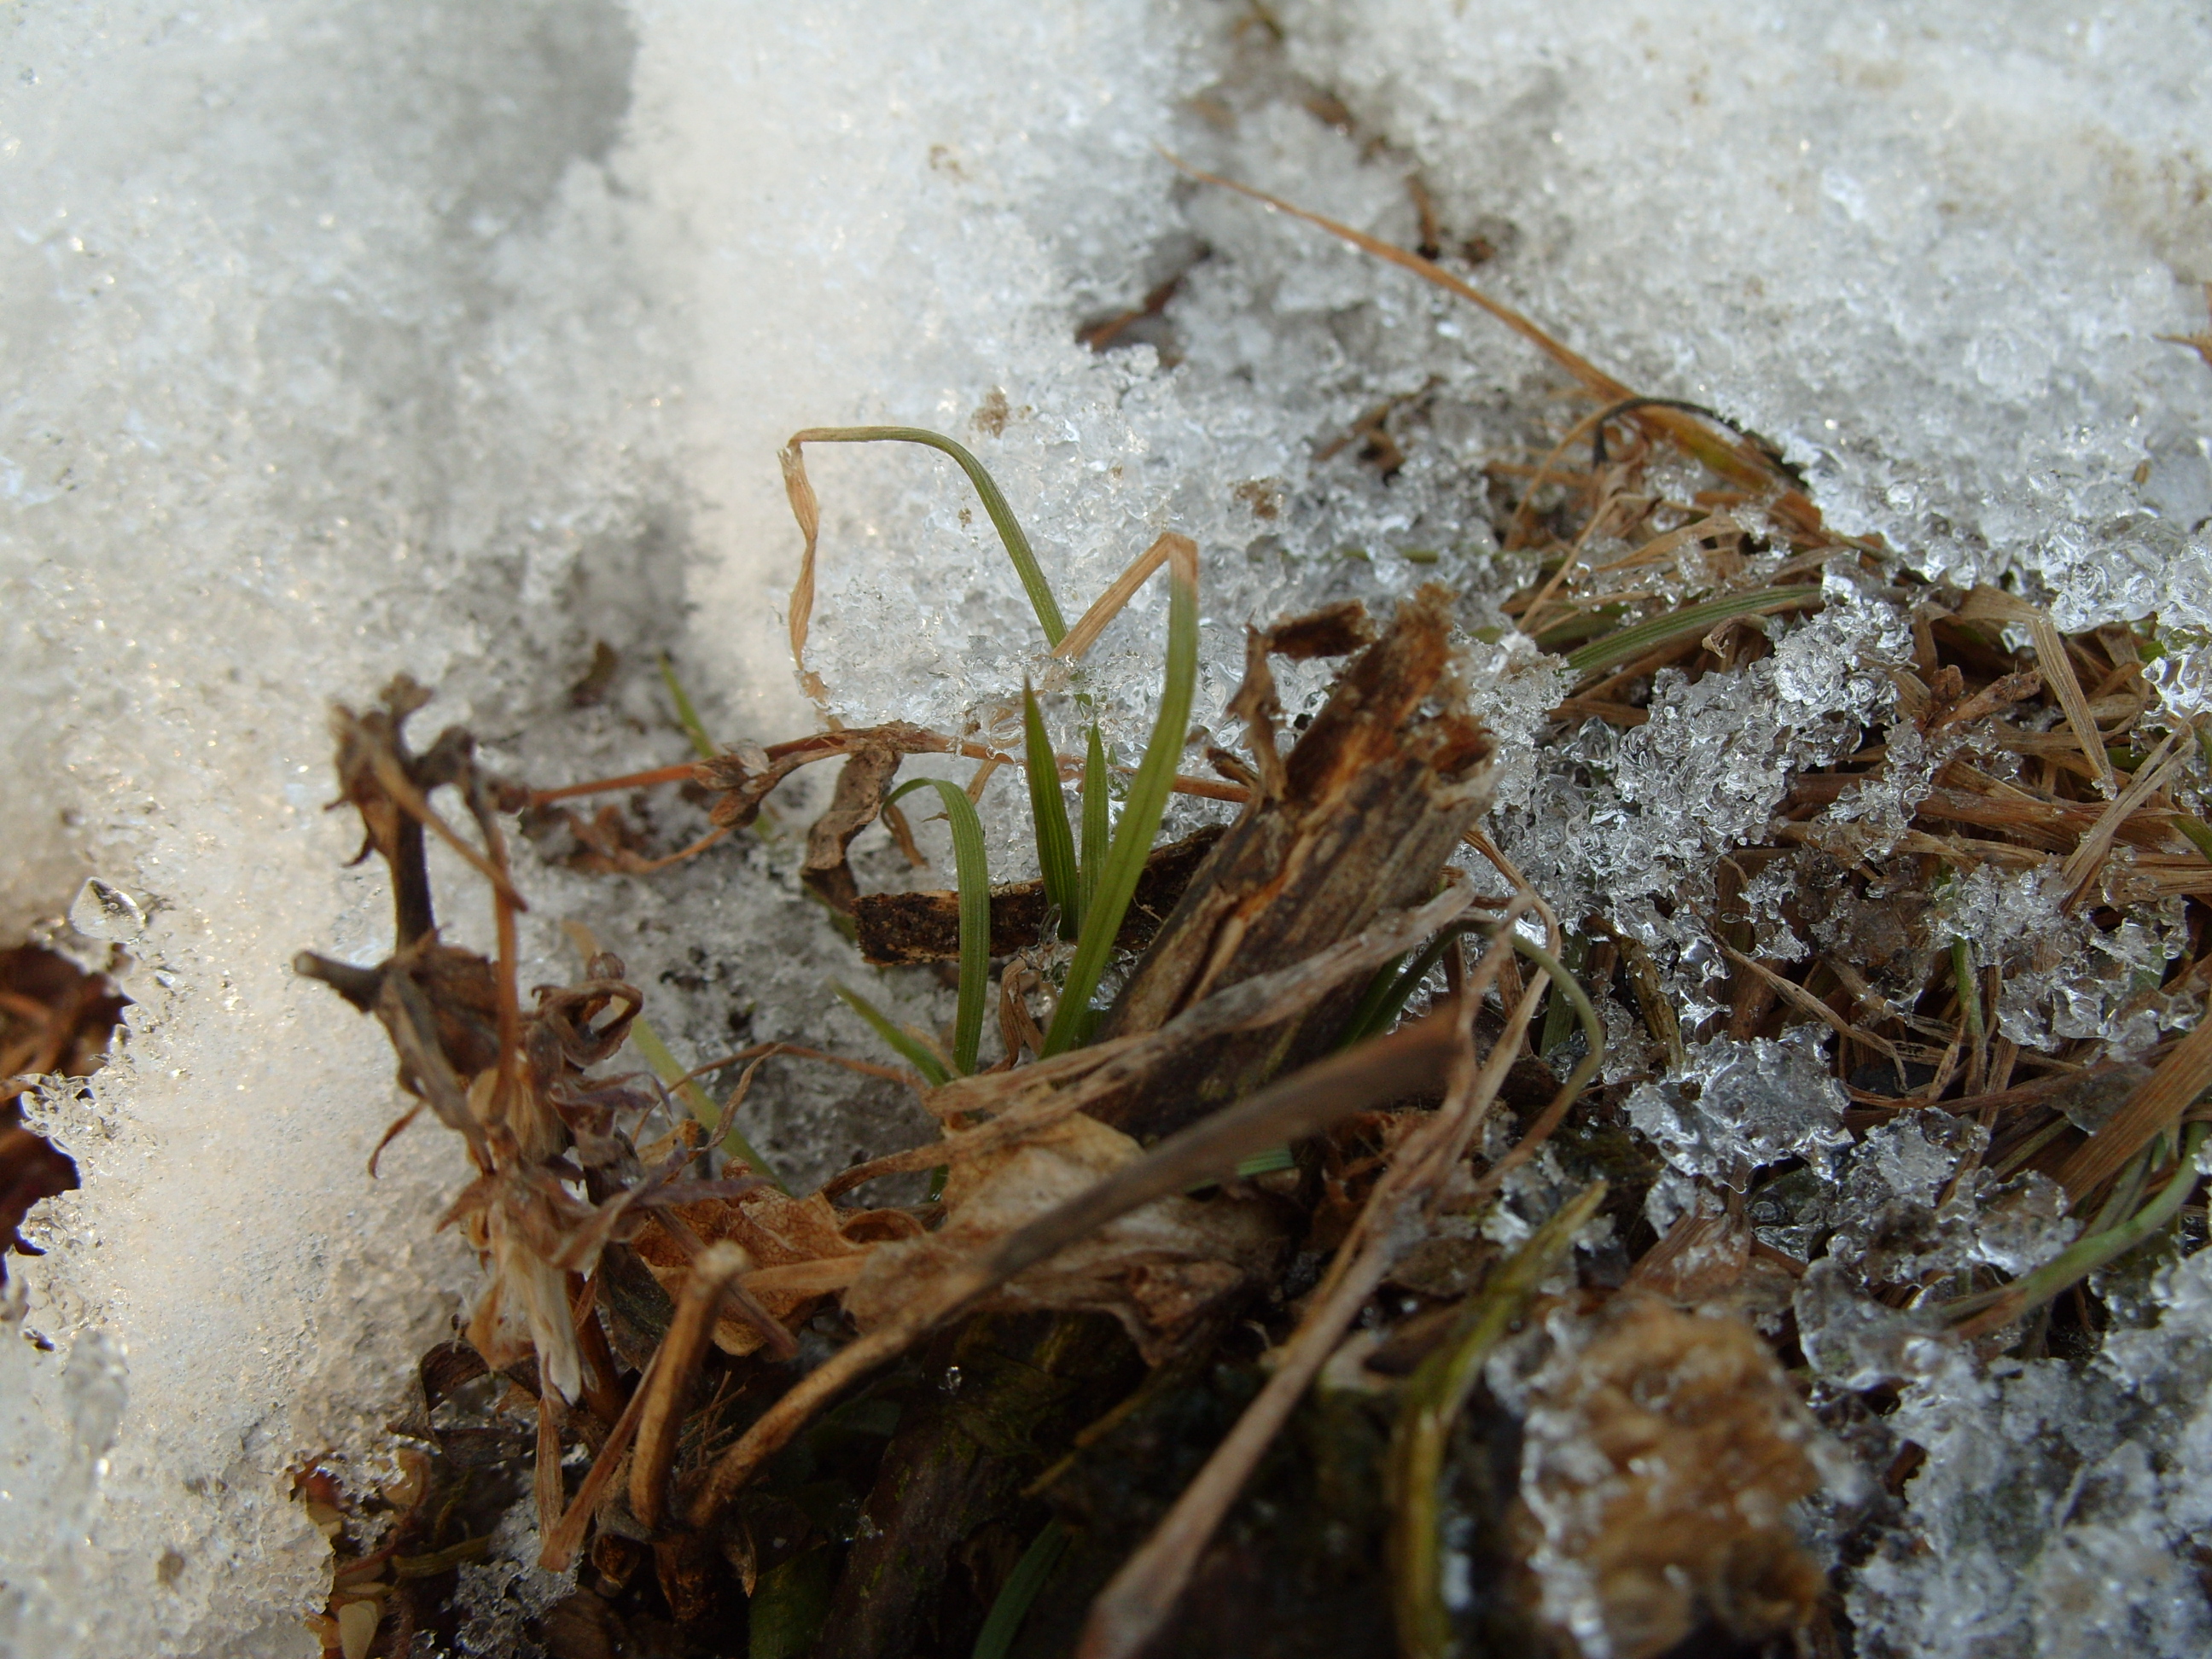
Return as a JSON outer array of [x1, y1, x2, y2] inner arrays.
[[288, 164, 2212, 1659], [2, 944, 127, 1283]]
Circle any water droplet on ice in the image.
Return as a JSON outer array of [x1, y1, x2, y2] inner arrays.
[[69, 877, 145, 942]]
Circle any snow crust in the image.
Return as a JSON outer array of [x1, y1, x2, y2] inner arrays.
[[3, 1, 2209, 1652]]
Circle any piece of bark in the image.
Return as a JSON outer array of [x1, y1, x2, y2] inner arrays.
[[1090, 585, 1493, 1141], [854, 829, 1225, 966]]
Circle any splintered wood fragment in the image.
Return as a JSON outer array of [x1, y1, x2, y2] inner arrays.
[[853, 828, 1224, 964], [1086, 585, 1494, 1141]]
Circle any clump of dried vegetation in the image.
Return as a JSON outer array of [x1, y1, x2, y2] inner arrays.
[[282, 169, 2212, 1659], [2, 944, 126, 1296]]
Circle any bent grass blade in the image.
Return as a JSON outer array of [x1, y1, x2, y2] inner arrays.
[[627, 1015, 789, 1192], [783, 427, 1068, 706], [832, 981, 952, 1089]]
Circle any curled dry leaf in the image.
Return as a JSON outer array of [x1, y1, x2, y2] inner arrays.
[[632, 1189, 917, 1357], [800, 741, 905, 914], [301, 680, 762, 1402], [841, 1111, 1284, 1364], [638, 1113, 1282, 1367]]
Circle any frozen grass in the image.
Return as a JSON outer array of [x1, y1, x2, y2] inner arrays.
[[4, 2, 2211, 1655]]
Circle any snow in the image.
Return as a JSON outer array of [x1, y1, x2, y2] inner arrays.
[[3, 0, 2209, 1652]]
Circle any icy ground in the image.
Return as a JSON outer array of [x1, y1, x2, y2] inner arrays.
[[3, 2, 2209, 1654]]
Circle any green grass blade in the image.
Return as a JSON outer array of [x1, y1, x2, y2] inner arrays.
[[885, 776, 992, 1074], [832, 981, 951, 1088], [1339, 926, 1466, 1050], [627, 1015, 789, 1191], [971, 1519, 1069, 1659], [1538, 933, 1588, 1056], [1512, 934, 1607, 1115], [657, 650, 719, 761], [1950, 936, 1985, 1045], [1389, 1182, 1607, 1659], [1563, 585, 1823, 677], [1079, 722, 1109, 927], [1339, 953, 1410, 1048], [1183, 1142, 1297, 1195], [791, 426, 1068, 646], [1044, 548, 1198, 1055], [1022, 684, 1081, 939], [1941, 1121, 2207, 1332]]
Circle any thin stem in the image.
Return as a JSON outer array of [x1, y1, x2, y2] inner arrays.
[[1389, 1183, 1608, 1659]]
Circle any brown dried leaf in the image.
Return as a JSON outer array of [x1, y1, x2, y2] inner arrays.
[[800, 742, 905, 914], [841, 1113, 1283, 1363], [634, 1190, 895, 1355]]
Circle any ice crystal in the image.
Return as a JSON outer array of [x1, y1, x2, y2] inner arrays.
[[1936, 868, 2191, 1057], [1625, 1034, 1854, 1206], [1843, 1249, 2212, 1659]]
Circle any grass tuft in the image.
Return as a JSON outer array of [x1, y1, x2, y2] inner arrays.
[[1042, 538, 1199, 1055]]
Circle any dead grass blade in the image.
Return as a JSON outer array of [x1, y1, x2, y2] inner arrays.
[[783, 426, 1069, 704], [629, 1241, 753, 1530], [2060, 723, 2196, 907], [1164, 154, 1818, 515], [1054, 531, 1179, 661], [1958, 586, 2116, 795], [2058, 987, 2212, 1202], [1466, 933, 1607, 1203], [1076, 923, 1551, 1659], [822, 879, 1483, 1198], [353, 729, 529, 915], [1163, 153, 1626, 399], [539, 1340, 662, 1572], [1716, 941, 1907, 1080]]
